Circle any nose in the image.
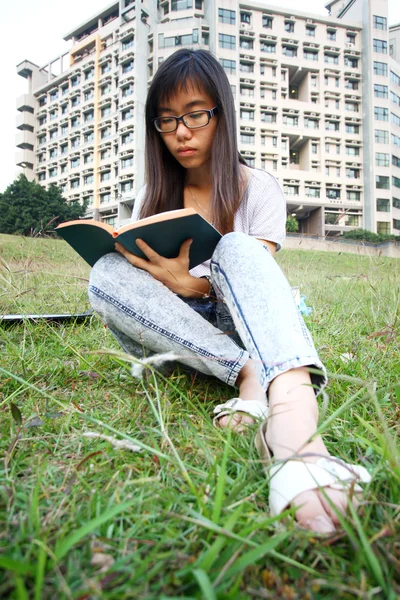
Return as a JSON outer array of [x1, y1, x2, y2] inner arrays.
[[175, 119, 192, 139]]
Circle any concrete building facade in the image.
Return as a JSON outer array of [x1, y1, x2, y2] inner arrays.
[[15, 0, 400, 235]]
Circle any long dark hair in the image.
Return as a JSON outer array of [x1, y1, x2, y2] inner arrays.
[[140, 48, 247, 234]]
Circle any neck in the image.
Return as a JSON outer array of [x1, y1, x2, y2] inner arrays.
[[185, 163, 212, 190]]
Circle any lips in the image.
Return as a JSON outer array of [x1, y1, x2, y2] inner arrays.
[[177, 147, 197, 155]]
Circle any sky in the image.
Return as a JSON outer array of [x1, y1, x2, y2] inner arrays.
[[1, 0, 400, 194]]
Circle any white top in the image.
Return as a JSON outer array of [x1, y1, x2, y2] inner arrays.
[[130, 168, 287, 278]]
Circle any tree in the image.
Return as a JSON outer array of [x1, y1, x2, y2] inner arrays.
[[0, 175, 87, 236], [286, 215, 299, 233]]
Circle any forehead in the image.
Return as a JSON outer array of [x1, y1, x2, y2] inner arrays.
[[158, 81, 214, 111]]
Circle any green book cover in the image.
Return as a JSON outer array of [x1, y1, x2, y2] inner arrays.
[[56, 208, 222, 269]]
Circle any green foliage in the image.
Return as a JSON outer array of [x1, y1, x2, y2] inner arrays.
[[0, 175, 87, 236], [285, 214, 299, 233], [342, 228, 400, 243]]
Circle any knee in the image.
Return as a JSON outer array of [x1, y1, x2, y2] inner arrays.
[[213, 232, 258, 263]]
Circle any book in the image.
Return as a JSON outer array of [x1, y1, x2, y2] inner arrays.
[[56, 208, 222, 269], [0, 311, 93, 325]]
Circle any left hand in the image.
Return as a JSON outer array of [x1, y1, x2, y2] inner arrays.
[[115, 238, 197, 296]]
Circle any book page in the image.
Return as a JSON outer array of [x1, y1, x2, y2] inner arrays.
[[56, 219, 115, 234], [115, 207, 201, 237]]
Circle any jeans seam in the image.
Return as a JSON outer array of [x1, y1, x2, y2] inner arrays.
[[89, 285, 241, 372]]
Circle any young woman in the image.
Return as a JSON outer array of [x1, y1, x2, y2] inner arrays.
[[89, 49, 370, 533]]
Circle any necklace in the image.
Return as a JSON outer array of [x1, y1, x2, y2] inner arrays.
[[187, 185, 210, 215]]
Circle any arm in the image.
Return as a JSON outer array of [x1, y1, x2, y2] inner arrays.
[[256, 238, 277, 257]]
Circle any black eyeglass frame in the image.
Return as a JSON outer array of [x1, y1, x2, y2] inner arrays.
[[152, 106, 219, 133]]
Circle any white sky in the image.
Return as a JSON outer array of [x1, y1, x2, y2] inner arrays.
[[1, 0, 400, 193]]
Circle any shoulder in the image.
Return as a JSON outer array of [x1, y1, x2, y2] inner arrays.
[[246, 168, 283, 195]]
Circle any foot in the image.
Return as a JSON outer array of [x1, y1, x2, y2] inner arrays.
[[217, 359, 266, 432]]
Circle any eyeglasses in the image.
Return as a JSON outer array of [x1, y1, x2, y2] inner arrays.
[[153, 107, 219, 133]]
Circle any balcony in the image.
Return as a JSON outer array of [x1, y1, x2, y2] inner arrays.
[[16, 93, 35, 112], [16, 112, 35, 130], [16, 131, 35, 149], [15, 149, 35, 168]]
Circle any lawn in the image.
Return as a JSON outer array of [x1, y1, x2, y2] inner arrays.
[[0, 232, 399, 599]]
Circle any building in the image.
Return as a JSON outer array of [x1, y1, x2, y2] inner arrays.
[[15, 0, 400, 236]]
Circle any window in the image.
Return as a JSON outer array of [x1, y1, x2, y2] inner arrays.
[[240, 61, 254, 73], [240, 37, 254, 50], [60, 143, 68, 155], [240, 109, 254, 121], [121, 180, 133, 192], [48, 167, 57, 178], [61, 85, 68, 96], [240, 86, 254, 97], [100, 170, 111, 182], [70, 157, 80, 168], [84, 110, 94, 122], [393, 176, 400, 188], [393, 197, 400, 208], [373, 15, 387, 31], [374, 129, 388, 144], [240, 12, 251, 25], [101, 127, 111, 139], [391, 91, 400, 107], [374, 61, 387, 76], [122, 84, 134, 97], [304, 118, 319, 129], [122, 59, 134, 73], [306, 25, 316, 37], [346, 167, 360, 178], [84, 89, 94, 101], [122, 36, 134, 51], [101, 105, 111, 118], [38, 172, 46, 181], [121, 132, 133, 145], [121, 156, 134, 168], [71, 95, 81, 108], [373, 39, 387, 54], [101, 83, 112, 95], [393, 155, 400, 168], [71, 117, 80, 129], [219, 34, 235, 50], [325, 53, 339, 65], [100, 192, 111, 204], [306, 187, 320, 198], [71, 75, 80, 88], [377, 222, 390, 234], [344, 56, 358, 68], [392, 134, 400, 147], [171, 0, 193, 9], [304, 49, 318, 61], [85, 68, 94, 80], [38, 135, 46, 145], [260, 42, 276, 53], [377, 198, 390, 212], [84, 174, 94, 185], [240, 133, 254, 144], [283, 114, 298, 127], [39, 97, 47, 107], [262, 15, 273, 29], [345, 79, 358, 90], [122, 108, 133, 121], [345, 102, 359, 112], [49, 128, 58, 140], [261, 111, 276, 123], [283, 184, 299, 196], [326, 120, 340, 131], [218, 8, 235, 24], [49, 90, 58, 102], [327, 28, 336, 41], [70, 178, 80, 189], [373, 84, 388, 99], [375, 107, 388, 121], [220, 59, 236, 74], [61, 104, 68, 115], [346, 145, 360, 156], [392, 113, 400, 127], [84, 152, 94, 164], [49, 148, 57, 159], [376, 153, 390, 166], [60, 164, 67, 174], [394, 219, 400, 230], [347, 190, 360, 201], [391, 71, 400, 87], [101, 62, 112, 75], [84, 131, 94, 143], [284, 20, 294, 33], [38, 116, 47, 126], [376, 175, 390, 189], [283, 46, 297, 58], [327, 188, 341, 199]]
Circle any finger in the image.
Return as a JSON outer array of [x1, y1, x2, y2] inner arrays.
[[179, 238, 193, 259], [115, 242, 151, 271], [292, 489, 336, 533], [135, 238, 162, 264]]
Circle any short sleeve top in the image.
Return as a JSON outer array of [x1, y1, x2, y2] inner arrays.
[[130, 168, 287, 278]]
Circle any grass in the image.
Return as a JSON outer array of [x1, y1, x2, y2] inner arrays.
[[0, 231, 399, 599]]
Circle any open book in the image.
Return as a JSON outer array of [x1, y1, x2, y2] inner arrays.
[[55, 208, 222, 269]]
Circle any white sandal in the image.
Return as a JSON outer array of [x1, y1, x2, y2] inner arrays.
[[213, 397, 268, 428], [255, 421, 372, 516]]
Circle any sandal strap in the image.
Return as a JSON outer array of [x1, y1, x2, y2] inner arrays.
[[213, 398, 268, 428], [268, 457, 372, 516]]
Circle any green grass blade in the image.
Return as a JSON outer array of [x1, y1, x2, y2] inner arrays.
[[211, 431, 231, 525], [54, 498, 137, 561], [192, 569, 217, 600], [195, 505, 244, 572], [33, 543, 47, 600], [14, 577, 29, 600], [0, 557, 34, 575]]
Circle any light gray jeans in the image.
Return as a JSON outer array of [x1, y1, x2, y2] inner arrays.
[[88, 232, 326, 393]]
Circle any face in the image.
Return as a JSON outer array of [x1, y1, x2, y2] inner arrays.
[[156, 84, 218, 171]]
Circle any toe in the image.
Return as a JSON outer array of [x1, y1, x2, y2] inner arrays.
[[292, 490, 336, 534], [217, 412, 255, 432], [317, 487, 361, 525]]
